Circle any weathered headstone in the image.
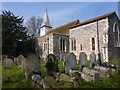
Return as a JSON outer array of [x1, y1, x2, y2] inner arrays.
[[59, 73, 73, 82], [79, 52, 87, 71], [3, 58, 13, 69], [24, 54, 41, 79], [73, 72, 82, 87], [98, 52, 104, 65], [21, 59, 25, 72], [73, 70, 93, 82], [90, 52, 96, 68], [1, 55, 7, 64], [31, 74, 44, 85], [93, 73, 100, 83], [17, 55, 25, 65], [45, 54, 58, 75], [43, 76, 56, 88], [65, 52, 76, 74]]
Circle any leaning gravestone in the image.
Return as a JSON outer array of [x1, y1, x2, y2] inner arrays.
[[73, 72, 82, 87], [45, 54, 59, 75], [24, 54, 41, 79], [17, 55, 25, 65], [90, 52, 96, 68], [3, 58, 13, 69], [79, 52, 87, 71], [65, 52, 76, 74]]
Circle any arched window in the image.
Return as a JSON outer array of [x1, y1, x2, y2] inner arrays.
[[113, 22, 120, 46], [92, 38, 95, 50]]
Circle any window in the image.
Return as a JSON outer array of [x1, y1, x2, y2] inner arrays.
[[80, 44, 82, 51], [60, 38, 66, 52], [43, 41, 47, 51], [113, 22, 120, 46], [92, 38, 95, 50], [71, 39, 76, 51]]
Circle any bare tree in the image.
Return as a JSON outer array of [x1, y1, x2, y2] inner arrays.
[[26, 16, 42, 38]]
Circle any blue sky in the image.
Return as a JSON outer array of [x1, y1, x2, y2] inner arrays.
[[2, 2, 119, 28]]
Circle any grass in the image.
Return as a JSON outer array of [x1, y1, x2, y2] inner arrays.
[[2, 64, 34, 88], [104, 60, 120, 65], [2, 60, 120, 88]]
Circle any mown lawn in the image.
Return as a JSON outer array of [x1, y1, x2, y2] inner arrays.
[[2, 60, 120, 88]]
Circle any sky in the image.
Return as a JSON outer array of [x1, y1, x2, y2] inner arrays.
[[2, 1, 120, 28]]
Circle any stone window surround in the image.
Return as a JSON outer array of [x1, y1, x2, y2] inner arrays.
[[59, 37, 67, 52], [70, 38, 76, 52]]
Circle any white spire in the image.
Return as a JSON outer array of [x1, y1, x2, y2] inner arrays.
[[41, 9, 52, 28]]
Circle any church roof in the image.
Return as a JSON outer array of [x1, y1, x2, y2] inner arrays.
[[46, 19, 79, 35], [41, 9, 52, 28], [70, 11, 116, 29]]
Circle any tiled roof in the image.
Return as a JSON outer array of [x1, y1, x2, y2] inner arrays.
[[70, 11, 116, 29], [46, 19, 79, 35]]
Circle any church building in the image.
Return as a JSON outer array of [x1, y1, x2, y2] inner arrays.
[[37, 10, 120, 62]]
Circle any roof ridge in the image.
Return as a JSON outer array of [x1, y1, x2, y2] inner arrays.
[[70, 11, 116, 29], [51, 19, 79, 30], [46, 19, 79, 34]]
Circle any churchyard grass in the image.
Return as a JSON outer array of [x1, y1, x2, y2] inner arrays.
[[104, 60, 120, 65], [2, 64, 34, 88], [79, 72, 120, 88], [40, 60, 47, 77], [58, 60, 65, 73], [2, 60, 120, 88]]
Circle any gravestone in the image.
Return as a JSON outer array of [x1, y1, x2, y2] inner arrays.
[[93, 73, 100, 83], [24, 54, 41, 79], [59, 73, 73, 82], [98, 52, 104, 65], [32, 74, 44, 85], [43, 76, 56, 88], [73, 72, 82, 87], [3, 58, 13, 69], [90, 52, 96, 68], [21, 59, 25, 72], [45, 54, 58, 75], [1, 55, 7, 64], [79, 52, 87, 71], [17, 55, 25, 65], [65, 52, 76, 74]]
